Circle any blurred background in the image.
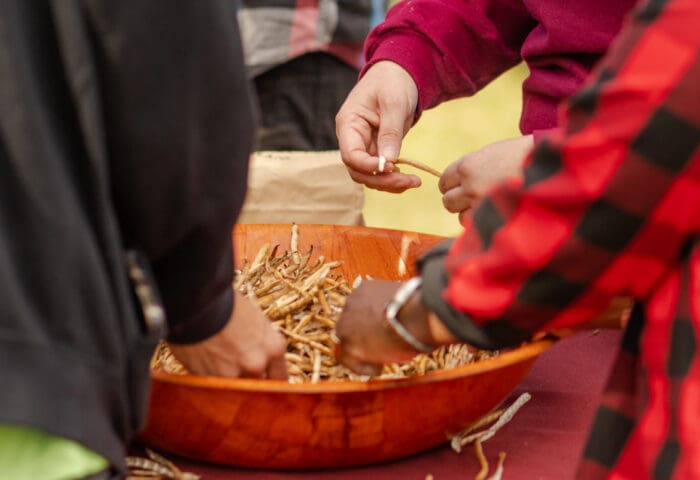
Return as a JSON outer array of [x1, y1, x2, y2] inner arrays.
[[362, 64, 527, 238]]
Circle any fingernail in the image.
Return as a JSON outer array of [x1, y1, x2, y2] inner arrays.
[[381, 146, 398, 161]]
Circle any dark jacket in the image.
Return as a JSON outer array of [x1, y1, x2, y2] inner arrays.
[[0, 0, 254, 472]]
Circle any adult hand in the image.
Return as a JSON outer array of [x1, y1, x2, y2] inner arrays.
[[439, 135, 534, 223], [335, 61, 420, 193], [168, 290, 288, 379], [334, 279, 429, 375]]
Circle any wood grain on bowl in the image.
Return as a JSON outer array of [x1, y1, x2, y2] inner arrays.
[[140, 224, 552, 469]]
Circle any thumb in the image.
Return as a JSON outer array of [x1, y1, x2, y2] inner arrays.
[[376, 106, 409, 162]]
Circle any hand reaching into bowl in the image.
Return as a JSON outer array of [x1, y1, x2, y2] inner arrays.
[[335, 279, 460, 375], [167, 290, 288, 379]]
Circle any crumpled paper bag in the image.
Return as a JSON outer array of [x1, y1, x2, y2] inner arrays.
[[237, 151, 365, 226]]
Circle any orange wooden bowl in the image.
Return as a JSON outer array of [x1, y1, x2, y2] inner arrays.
[[140, 224, 552, 470]]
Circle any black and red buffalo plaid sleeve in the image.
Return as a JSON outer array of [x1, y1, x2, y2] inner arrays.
[[419, 0, 700, 476], [421, 0, 700, 347]]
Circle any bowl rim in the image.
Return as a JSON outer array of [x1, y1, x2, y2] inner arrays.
[[150, 338, 554, 393], [234, 222, 449, 239], [153, 224, 552, 393]]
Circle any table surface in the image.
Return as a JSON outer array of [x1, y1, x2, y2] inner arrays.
[[140, 329, 621, 480]]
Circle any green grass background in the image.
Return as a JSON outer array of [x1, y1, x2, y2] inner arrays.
[[362, 65, 527, 238]]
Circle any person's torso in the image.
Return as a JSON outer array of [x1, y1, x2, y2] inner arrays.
[[239, 0, 385, 76]]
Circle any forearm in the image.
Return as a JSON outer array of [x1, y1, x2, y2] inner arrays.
[[419, 0, 700, 347], [87, 0, 256, 341], [418, 241, 528, 349]]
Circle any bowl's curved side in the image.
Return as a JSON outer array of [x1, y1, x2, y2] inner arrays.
[[140, 352, 539, 470], [232, 223, 446, 281], [142, 224, 543, 469]]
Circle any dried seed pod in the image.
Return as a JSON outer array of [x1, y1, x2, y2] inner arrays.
[[153, 225, 496, 384]]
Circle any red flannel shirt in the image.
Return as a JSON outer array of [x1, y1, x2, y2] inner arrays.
[[419, 0, 700, 477]]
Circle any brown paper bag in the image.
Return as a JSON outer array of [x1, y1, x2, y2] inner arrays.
[[237, 151, 365, 225]]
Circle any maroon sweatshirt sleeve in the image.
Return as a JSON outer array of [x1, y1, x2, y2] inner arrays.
[[362, 0, 535, 115], [518, 0, 638, 133], [362, 0, 637, 133]]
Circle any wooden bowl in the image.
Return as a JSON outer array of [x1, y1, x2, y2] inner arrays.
[[140, 224, 552, 469]]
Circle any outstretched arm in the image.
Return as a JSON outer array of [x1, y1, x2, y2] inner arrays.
[[336, 0, 534, 193], [336, 0, 700, 367]]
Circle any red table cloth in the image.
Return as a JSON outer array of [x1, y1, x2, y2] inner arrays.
[[139, 329, 620, 479]]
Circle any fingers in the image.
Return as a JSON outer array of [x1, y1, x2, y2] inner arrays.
[[341, 354, 383, 377], [337, 119, 413, 191], [438, 158, 462, 194], [376, 104, 408, 163], [333, 340, 383, 377], [340, 144, 396, 176], [340, 142, 420, 192], [336, 61, 418, 191], [239, 315, 288, 380], [337, 124, 379, 174], [338, 127, 418, 192], [264, 330, 289, 380], [265, 355, 289, 380], [440, 154, 478, 226], [441, 185, 477, 213], [237, 326, 287, 379], [346, 167, 422, 192], [335, 83, 384, 176]]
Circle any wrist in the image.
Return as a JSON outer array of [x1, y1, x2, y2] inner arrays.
[[384, 278, 435, 353], [400, 289, 459, 345]]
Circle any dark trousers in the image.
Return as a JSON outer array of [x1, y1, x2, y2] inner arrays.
[[252, 52, 359, 151]]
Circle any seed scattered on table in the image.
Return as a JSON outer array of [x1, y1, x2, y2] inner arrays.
[[449, 392, 530, 480]]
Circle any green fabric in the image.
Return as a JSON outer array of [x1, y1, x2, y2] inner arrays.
[[0, 424, 108, 479]]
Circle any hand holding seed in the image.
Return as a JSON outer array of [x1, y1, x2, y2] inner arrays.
[[336, 61, 421, 193]]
